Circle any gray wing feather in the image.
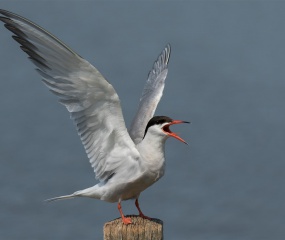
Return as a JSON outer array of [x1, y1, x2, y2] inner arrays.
[[129, 44, 171, 144], [0, 9, 140, 182]]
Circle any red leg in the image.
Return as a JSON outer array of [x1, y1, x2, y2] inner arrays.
[[117, 202, 132, 224], [135, 198, 151, 220]]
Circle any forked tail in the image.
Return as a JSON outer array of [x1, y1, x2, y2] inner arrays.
[[45, 194, 77, 202], [45, 186, 100, 203]]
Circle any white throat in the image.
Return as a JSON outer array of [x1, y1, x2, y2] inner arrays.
[[136, 129, 168, 178]]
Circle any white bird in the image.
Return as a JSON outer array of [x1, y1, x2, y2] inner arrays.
[[0, 9, 189, 224]]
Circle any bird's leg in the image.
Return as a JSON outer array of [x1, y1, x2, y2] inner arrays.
[[135, 198, 151, 220], [117, 201, 132, 225]]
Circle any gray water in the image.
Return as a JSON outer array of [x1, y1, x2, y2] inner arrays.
[[0, 2, 284, 240]]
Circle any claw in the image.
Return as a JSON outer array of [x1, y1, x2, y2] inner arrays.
[[122, 216, 132, 225], [139, 212, 151, 220]]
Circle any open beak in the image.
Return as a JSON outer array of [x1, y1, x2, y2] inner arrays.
[[162, 120, 190, 144]]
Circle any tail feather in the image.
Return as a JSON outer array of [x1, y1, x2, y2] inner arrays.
[[45, 185, 101, 203], [45, 194, 77, 203]]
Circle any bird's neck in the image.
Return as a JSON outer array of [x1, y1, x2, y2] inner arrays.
[[137, 133, 167, 174]]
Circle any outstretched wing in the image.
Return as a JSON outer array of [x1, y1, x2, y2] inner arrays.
[[129, 44, 171, 144], [0, 9, 140, 182]]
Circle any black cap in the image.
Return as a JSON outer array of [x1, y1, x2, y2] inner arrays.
[[143, 116, 172, 138]]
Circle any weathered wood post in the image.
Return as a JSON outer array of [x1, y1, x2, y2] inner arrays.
[[103, 215, 163, 240]]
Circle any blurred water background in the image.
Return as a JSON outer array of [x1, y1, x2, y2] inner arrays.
[[0, 1, 285, 240]]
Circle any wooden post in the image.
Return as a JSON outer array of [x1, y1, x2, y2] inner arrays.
[[103, 215, 163, 240]]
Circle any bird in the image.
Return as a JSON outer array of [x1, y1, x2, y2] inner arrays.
[[0, 9, 189, 224]]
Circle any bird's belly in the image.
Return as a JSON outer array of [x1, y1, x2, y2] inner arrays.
[[121, 174, 156, 200], [101, 171, 160, 202]]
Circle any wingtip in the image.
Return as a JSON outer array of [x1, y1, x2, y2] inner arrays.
[[165, 43, 171, 51], [0, 9, 22, 20], [0, 9, 8, 15], [165, 43, 171, 56]]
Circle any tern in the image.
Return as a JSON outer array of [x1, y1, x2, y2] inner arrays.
[[0, 9, 189, 224]]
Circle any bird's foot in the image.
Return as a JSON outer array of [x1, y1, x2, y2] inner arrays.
[[139, 213, 152, 220], [118, 202, 132, 224], [135, 198, 152, 220], [121, 216, 132, 225]]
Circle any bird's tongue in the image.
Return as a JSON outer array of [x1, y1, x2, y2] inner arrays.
[[163, 120, 189, 144]]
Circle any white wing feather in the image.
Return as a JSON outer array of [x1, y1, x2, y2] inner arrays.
[[0, 9, 140, 182], [129, 44, 171, 144]]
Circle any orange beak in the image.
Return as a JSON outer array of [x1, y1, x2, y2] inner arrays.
[[162, 120, 189, 144]]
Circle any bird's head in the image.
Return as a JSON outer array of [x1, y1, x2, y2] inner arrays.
[[143, 116, 189, 144]]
